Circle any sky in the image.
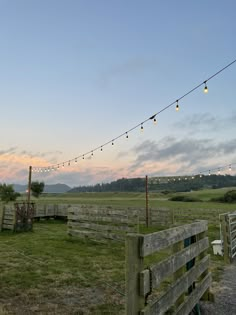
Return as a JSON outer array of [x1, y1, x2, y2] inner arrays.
[[0, 0, 236, 187]]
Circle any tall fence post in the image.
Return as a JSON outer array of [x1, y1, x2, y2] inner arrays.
[[27, 165, 32, 204], [145, 175, 149, 227], [126, 234, 144, 315], [220, 214, 231, 264]]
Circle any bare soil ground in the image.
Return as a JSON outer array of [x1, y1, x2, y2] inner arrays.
[[200, 260, 236, 314]]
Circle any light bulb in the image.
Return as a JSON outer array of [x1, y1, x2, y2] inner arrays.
[[101, 146, 103, 151], [176, 100, 179, 111], [204, 81, 208, 93], [112, 140, 114, 145], [229, 164, 232, 171], [141, 124, 144, 132], [154, 117, 157, 124], [83, 155, 85, 160], [126, 132, 128, 139], [75, 158, 77, 163]]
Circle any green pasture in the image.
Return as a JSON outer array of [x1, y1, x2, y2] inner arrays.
[[1, 187, 235, 314]]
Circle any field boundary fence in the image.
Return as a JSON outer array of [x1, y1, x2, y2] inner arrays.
[[220, 211, 236, 263], [126, 220, 211, 315], [172, 208, 224, 226], [67, 205, 140, 241]]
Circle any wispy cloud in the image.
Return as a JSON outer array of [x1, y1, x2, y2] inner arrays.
[[128, 136, 236, 175], [98, 57, 158, 86], [174, 112, 236, 134]]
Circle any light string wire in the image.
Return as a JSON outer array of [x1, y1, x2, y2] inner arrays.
[[150, 162, 236, 183], [32, 58, 236, 172]]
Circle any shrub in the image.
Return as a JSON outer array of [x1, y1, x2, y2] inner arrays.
[[169, 195, 202, 202], [211, 190, 236, 203]]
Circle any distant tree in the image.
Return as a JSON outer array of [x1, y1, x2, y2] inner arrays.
[[0, 183, 20, 203], [31, 181, 45, 198]]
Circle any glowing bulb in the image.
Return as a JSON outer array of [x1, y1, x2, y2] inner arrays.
[[208, 170, 211, 176], [62, 163, 65, 168], [229, 164, 232, 171], [176, 100, 179, 111], [204, 81, 208, 93], [57, 165, 60, 169], [218, 168, 221, 175]]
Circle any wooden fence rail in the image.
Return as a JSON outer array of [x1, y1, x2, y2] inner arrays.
[[126, 220, 211, 315], [67, 205, 139, 241]]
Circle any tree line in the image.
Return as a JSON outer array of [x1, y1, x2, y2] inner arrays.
[[69, 174, 236, 193]]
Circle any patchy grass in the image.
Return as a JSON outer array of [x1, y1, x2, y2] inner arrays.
[[0, 220, 125, 314]]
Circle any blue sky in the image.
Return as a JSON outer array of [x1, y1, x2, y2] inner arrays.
[[0, 0, 235, 187]]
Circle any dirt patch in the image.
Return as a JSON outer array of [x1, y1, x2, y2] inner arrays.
[[0, 285, 124, 314]]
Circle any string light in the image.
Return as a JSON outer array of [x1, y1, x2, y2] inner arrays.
[[31, 59, 236, 173], [229, 164, 232, 171], [126, 132, 129, 139], [75, 158, 77, 163], [204, 81, 208, 93], [176, 100, 179, 111], [141, 123, 144, 132], [101, 146, 103, 151], [68, 161, 70, 166]]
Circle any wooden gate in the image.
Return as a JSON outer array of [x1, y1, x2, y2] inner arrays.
[[126, 220, 211, 315]]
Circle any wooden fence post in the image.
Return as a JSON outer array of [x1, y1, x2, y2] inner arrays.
[[126, 234, 144, 315], [220, 214, 231, 264], [0, 204, 4, 231]]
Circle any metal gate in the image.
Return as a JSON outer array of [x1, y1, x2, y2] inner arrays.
[[220, 212, 236, 262], [15, 202, 35, 232]]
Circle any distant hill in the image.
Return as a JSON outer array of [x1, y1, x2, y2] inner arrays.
[[13, 183, 71, 194]]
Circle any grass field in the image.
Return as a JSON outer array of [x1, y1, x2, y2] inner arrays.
[[0, 187, 235, 314]]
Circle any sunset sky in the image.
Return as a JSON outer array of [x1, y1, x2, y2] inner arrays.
[[0, 0, 236, 187]]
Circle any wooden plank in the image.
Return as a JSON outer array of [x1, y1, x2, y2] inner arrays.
[[141, 221, 208, 257], [68, 214, 134, 224], [3, 224, 14, 230], [68, 221, 134, 232], [68, 228, 125, 241], [139, 237, 209, 295], [140, 255, 210, 315], [174, 273, 212, 315]]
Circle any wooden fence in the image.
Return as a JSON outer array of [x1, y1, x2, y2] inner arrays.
[[34, 204, 68, 219], [220, 212, 236, 263], [172, 208, 223, 226], [1, 205, 16, 230], [0, 203, 34, 231], [126, 220, 211, 315], [68, 205, 139, 241]]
